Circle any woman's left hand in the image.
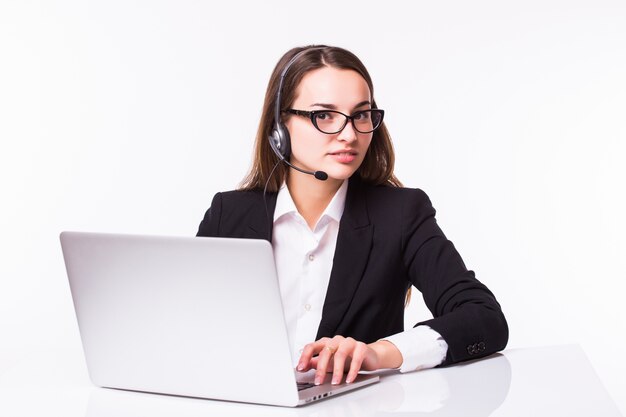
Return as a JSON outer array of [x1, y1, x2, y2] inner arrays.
[[297, 336, 403, 385]]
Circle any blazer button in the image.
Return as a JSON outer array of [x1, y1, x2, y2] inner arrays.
[[478, 342, 486, 352], [467, 344, 475, 355]]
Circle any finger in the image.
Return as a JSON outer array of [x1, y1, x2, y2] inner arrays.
[[314, 344, 338, 385], [305, 355, 334, 372], [298, 338, 329, 371], [331, 337, 355, 384], [331, 344, 350, 385], [297, 344, 314, 372], [346, 342, 368, 384], [308, 355, 323, 370]]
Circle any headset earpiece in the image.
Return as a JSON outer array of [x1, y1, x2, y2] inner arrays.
[[269, 120, 291, 160]]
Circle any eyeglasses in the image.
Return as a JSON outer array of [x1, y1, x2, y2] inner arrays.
[[284, 109, 385, 134]]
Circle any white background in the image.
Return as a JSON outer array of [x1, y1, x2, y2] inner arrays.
[[1, 0, 625, 413]]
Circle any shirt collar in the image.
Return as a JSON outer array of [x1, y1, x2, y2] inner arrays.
[[324, 179, 348, 223], [273, 180, 348, 224]]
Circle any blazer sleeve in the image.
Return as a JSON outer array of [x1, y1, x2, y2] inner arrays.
[[401, 189, 508, 365], [196, 192, 222, 237]]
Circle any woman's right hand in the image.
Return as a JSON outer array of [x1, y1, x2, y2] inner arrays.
[[297, 336, 402, 385]]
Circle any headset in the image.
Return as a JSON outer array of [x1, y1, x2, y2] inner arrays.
[[268, 47, 328, 181]]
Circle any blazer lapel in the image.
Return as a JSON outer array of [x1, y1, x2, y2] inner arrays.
[[316, 177, 373, 339]]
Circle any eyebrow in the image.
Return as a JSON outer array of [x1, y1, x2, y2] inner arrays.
[[310, 100, 371, 111]]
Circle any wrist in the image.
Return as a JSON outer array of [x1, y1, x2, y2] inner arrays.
[[368, 340, 403, 370]]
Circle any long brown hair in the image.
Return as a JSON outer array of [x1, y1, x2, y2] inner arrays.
[[239, 45, 402, 191]]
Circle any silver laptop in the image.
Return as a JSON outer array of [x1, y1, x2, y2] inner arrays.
[[60, 231, 379, 407]]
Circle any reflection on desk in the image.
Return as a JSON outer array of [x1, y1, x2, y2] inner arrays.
[[0, 345, 622, 417], [86, 353, 511, 417]]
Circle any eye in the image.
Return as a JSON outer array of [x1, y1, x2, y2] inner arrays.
[[315, 112, 334, 121], [353, 111, 371, 121]]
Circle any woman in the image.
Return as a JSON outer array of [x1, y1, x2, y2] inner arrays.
[[197, 45, 508, 387]]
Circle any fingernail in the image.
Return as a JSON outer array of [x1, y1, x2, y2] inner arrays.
[[314, 376, 321, 385], [332, 377, 339, 385], [297, 363, 304, 371], [346, 377, 353, 384]]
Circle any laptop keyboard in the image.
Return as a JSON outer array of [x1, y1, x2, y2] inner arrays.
[[297, 382, 316, 391]]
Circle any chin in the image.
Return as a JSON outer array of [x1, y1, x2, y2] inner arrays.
[[323, 166, 359, 181]]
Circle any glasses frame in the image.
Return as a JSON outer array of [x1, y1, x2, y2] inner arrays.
[[283, 108, 385, 134]]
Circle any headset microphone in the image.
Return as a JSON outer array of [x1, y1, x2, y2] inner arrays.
[[268, 47, 328, 181], [280, 158, 328, 180]]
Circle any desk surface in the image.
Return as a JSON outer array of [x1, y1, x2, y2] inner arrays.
[[0, 345, 621, 416]]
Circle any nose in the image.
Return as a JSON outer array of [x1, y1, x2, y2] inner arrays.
[[337, 119, 357, 143]]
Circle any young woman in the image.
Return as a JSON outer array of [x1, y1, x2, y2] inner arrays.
[[197, 45, 508, 386]]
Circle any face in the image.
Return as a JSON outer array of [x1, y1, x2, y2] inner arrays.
[[285, 66, 373, 182]]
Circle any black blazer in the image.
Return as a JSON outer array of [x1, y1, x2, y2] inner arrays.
[[197, 176, 508, 366]]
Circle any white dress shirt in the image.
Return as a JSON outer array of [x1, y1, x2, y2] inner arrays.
[[272, 180, 448, 372]]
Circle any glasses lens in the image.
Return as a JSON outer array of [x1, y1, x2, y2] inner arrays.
[[311, 109, 384, 134], [353, 110, 383, 133], [313, 111, 346, 134]]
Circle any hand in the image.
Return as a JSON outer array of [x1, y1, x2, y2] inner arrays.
[[297, 336, 403, 385]]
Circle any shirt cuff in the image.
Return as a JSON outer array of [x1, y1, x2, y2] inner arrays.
[[382, 325, 448, 373]]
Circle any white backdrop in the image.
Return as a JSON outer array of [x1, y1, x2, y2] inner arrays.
[[1, 0, 625, 413]]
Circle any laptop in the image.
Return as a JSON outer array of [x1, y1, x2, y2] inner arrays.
[[60, 231, 379, 407]]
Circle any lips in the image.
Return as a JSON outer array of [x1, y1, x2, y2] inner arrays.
[[329, 150, 357, 163]]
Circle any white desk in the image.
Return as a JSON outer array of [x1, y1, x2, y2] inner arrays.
[[0, 345, 621, 416]]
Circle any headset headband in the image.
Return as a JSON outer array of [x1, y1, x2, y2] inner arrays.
[[274, 47, 325, 126]]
